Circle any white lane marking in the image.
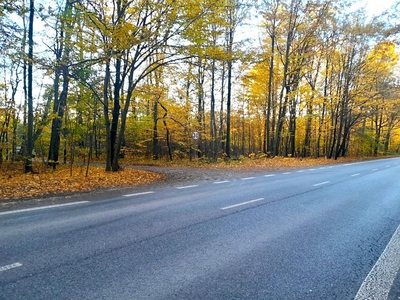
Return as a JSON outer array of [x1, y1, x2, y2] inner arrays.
[[241, 177, 255, 180], [344, 162, 364, 166], [213, 180, 230, 184], [283, 172, 291, 175], [373, 169, 378, 171], [313, 181, 330, 187], [297, 170, 305, 173], [0, 262, 23, 272], [354, 224, 400, 300], [308, 168, 316, 171], [221, 198, 265, 210], [351, 173, 360, 177], [264, 174, 276, 177], [175, 185, 199, 189], [123, 191, 154, 197], [386, 165, 390, 168], [0, 201, 90, 216]]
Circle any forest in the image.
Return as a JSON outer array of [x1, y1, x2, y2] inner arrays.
[[0, 0, 400, 173]]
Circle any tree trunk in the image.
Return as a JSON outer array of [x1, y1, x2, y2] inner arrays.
[[373, 111, 383, 156], [225, 26, 233, 158], [210, 58, 217, 161], [219, 61, 226, 156], [103, 60, 112, 171], [24, 0, 34, 173], [152, 100, 159, 160], [265, 49, 274, 155], [48, 0, 72, 169], [110, 57, 121, 170]]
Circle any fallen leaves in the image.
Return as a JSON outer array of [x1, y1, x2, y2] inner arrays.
[[0, 156, 373, 201], [0, 163, 164, 201]]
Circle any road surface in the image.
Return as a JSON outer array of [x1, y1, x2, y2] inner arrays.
[[1, 158, 400, 299]]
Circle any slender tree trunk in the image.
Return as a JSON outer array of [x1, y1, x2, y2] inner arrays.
[[265, 28, 275, 155], [110, 57, 121, 170], [219, 61, 226, 155], [104, 59, 112, 171], [373, 111, 383, 156], [25, 0, 34, 173], [196, 59, 205, 158], [225, 24, 233, 158], [152, 100, 159, 160], [159, 103, 172, 161], [303, 99, 313, 157]]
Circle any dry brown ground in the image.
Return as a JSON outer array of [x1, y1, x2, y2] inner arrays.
[[0, 157, 373, 201]]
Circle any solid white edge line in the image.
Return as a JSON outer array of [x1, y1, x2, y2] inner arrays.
[[0, 201, 90, 216], [175, 185, 199, 189], [221, 198, 265, 210], [123, 191, 154, 197], [0, 262, 23, 272], [354, 224, 400, 300], [313, 181, 330, 187]]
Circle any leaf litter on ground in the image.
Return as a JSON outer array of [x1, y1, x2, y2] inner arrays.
[[0, 156, 377, 201], [0, 162, 164, 201]]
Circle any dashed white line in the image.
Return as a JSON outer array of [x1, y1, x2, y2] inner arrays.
[[241, 177, 256, 180], [0, 262, 23, 272], [373, 169, 378, 171], [297, 170, 305, 173], [214, 180, 230, 184], [351, 173, 360, 177], [386, 165, 390, 168], [221, 198, 265, 210], [123, 191, 154, 197], [175, 185, 199, 189], [283, 172, 291, 175], [0, 201, 90, 216], [308, 168, 316, 171], [344, 162, 364, 166], [313, 181, 330, 187], [264, 174, 276, 177]]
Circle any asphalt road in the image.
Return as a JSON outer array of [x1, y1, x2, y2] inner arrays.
[[1, 158, 400, 299]]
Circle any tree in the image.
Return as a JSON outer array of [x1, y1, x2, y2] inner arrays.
[[24, 0, 34, 173], [47, 0, 75, 169], [77, 0, 225, 170]]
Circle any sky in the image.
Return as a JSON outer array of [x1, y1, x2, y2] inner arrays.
[[362, 0, 398, 16]]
